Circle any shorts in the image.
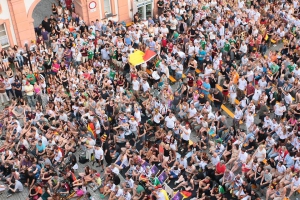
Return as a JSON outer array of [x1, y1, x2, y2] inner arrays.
[[181, 139, 189, 146], [170, 171, 178, 179], [174, 133, 180, 140], [163, 156, 169, 162], [95, 158, 103, 165], [154, 121, 162, 126]]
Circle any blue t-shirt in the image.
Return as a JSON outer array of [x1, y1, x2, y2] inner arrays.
[[202, 82, 211, 95], [36, 144, 45, 152], [198, 50, 206, 61]]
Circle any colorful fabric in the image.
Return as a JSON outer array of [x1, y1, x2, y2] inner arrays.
[[87, 122, 97, 139]]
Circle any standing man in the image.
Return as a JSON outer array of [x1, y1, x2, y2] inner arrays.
[[246, 82, 255, 101], [157, 0, 164, 16], [233, 106, 243, 129], [229, 81, 237, 108], [24, 82, 35, 108], [11, 79, 22, 100]]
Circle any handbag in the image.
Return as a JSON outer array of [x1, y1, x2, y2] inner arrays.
[[76, 189, 84, 196]]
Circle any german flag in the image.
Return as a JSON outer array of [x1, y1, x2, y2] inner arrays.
[[57, 146, 65, 157], [180, 191, 192, 198], [87, 122, 97, 139]]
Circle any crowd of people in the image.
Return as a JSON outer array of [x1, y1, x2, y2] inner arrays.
[[0, 0, 300, 199]]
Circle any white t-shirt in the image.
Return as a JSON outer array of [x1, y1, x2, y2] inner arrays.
[[54, 150, 62, 162], [292, 177, 300, 187], [274, 104, 286, 116], [238, 79, 247, 90], [165, 116, 177, 129], [258, 79, 267, 90], [94, 147, 104, 160], [276, 164, 286, 174], [132, 80, 140, 91], [188, 108, 197, 118], [252, 89, 262, 101], [129, 120, 138, 132], [141, 81, 150, 92], [153, 113, 163, 123], [181, 127, 191, 141], [238, 152, 248, 163]]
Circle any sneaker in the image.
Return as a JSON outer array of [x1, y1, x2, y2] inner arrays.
[[175, 180, 179, 184], [7, 194, 12, 198]]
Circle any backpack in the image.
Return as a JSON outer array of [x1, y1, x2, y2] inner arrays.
[[79, 155, 89, 164]]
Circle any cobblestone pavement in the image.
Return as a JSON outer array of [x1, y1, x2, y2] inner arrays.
[[32, 0, 57, 27]]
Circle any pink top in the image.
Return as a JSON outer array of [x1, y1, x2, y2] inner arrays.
[[52, 63, 60, 72], [34, 86, 41, 94]]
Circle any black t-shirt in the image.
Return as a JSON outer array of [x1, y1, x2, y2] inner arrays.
[[49, 32, 57, 38], [101, 91, 109, 100], [42, 20, 51, 32], [203, 59, 212, 67], [172, 95, 181, 106], [214, 91, 223, 104], [190, 144, 200, 152], [157, 0, 164, 8], [247, 140, 256, 150], [30, 188, 37, 195], [12, 82, 22, 91], [199, 96, 207, 105], [113, 174, 121, 185], [115, 144, 121, 153], [27, 174, 36, 184], [3, 165, 12, 176], [257, 132, 267, 143], [210, 77, 217, 89]]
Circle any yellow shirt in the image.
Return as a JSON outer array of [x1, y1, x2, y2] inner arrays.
[[24, 85, 34, 96]]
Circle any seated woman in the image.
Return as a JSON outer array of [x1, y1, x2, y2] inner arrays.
[[132, 165, 143, 181], [166, 165, 181, 181], [266, 182, 286, 200], [57, 180, 70, 197], [198, 176, 213, 192], [101, 180, 114, 197], [64, 139, 76, 156], [140, 140, 151, 159], [114, 152, 129, 170], [173, 173, 194, 191], [149, 148, 160, 165], [90, 172, 102, 192], [226, 144, 240, 168], [78, 166, 93, 183], [199, 132, 208, 150], [279, 167, 293, 186], [161, 143, 171, 169], [222, 139, 233, 162]]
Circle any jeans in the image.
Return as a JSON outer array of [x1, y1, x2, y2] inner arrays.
[[16, 56, 24, 67], [175, 72, 182, 80], [245, 133, 255, 142], [6, 89, 14, 98], [268, 152, 278, 158], [27, 95, 35, 107], [0, 92, 9, 103]]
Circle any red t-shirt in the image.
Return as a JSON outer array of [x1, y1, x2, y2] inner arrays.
[[215, 162, 226, 174], [162, 39, 167, 47]]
